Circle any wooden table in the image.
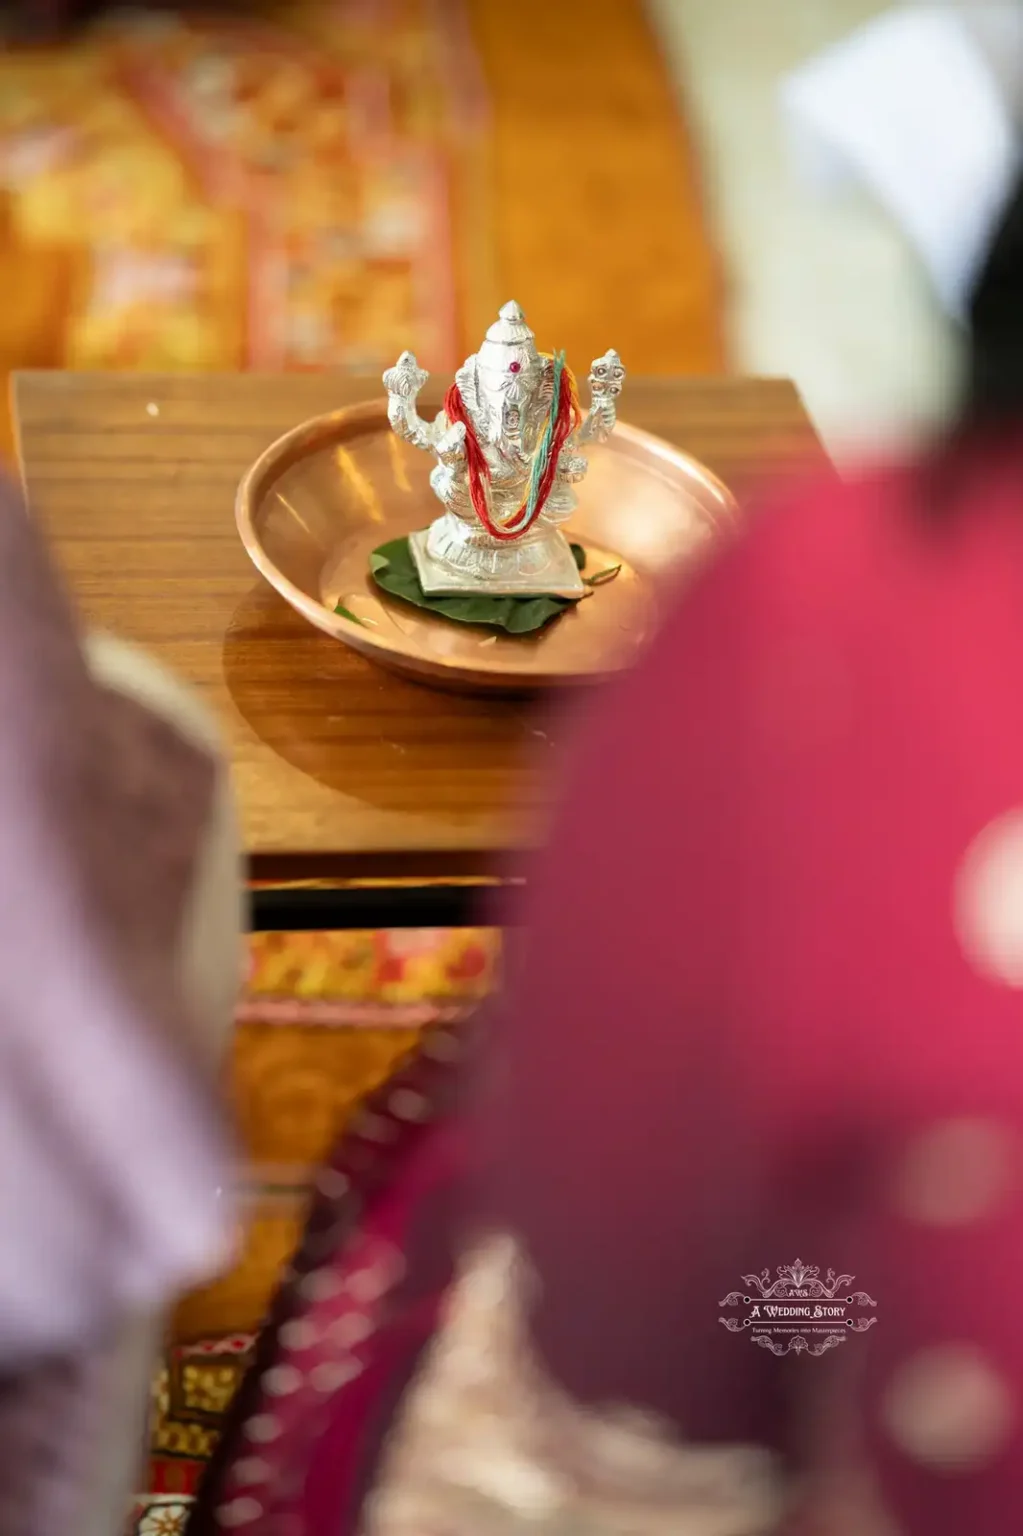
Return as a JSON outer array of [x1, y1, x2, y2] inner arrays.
[[13, 372, 825, 917]]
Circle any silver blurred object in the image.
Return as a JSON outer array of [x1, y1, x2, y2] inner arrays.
[[383, 302, 625, 598]]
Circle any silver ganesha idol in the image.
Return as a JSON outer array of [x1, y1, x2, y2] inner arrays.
[[382, 301, 625, 598]]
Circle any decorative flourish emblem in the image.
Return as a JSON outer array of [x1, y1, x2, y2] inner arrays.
[[720, 1261, 877, 1358]]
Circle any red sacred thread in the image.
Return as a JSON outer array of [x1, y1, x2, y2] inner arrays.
[[442, 381, 491, 524], [442, 366, 581, 542]]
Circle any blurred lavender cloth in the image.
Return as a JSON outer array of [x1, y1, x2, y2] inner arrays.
[[0, 476, 234, 1525]]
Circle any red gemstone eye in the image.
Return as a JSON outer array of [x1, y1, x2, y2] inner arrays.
[[508, 361, 521, 373]]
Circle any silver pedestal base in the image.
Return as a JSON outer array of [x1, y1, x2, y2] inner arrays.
[[409, 527, 585, 599]]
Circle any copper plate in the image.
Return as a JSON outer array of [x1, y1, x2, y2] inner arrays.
[[236, 400, 736, 695]]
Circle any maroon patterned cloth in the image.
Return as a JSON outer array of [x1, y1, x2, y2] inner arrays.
[[186, 1022, 470, 1536], [0, 477, 234, 1530]]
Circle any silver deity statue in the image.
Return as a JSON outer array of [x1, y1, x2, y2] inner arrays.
[[383, 301, 625, 598]]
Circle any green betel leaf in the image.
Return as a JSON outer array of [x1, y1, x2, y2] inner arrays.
[[367, 536, 586, 635], [334, 602, 369, 627], [584, 564, 622, 588], [570, 542, 586, 571], [504, 596, 569, 634]]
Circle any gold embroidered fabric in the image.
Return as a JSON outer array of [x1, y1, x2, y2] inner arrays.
[[361, 1235, 784, 1536]]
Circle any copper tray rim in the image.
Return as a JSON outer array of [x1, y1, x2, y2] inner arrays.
[[235, 398, 737, 692]]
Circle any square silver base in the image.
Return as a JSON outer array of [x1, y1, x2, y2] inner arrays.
[[408, 528, 585, 599]]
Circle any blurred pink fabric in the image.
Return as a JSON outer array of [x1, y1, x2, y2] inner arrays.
[[475, 441, 1023, 1533], [187, 438, 1023, 1536]]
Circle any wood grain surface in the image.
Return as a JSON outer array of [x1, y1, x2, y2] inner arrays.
[[12, 371, 826, 879]]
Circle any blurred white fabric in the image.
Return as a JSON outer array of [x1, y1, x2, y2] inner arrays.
[[961, 3, 1023, 127], [648, 0, 1022, 462], [781, 5, 1021, 319]]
